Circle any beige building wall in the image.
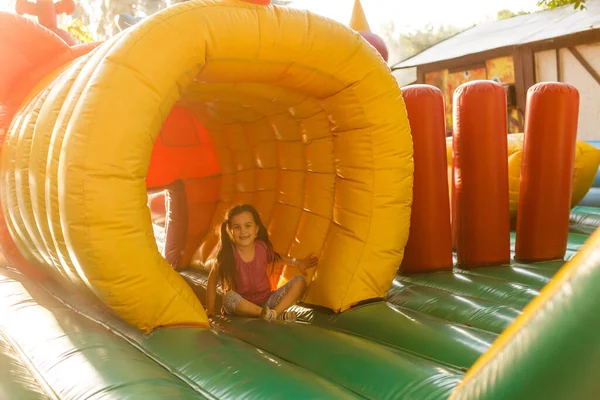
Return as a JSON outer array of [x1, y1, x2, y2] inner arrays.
[[535, 42, 600, 141]]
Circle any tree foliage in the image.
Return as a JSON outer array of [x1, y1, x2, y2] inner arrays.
[[497, 9, 529, 20], [379, 21, 462, 64], [74, 0, 172, 40], [65, 18, 95, 43], [537, 0, 586, 10], [70, 0, 292, 41]]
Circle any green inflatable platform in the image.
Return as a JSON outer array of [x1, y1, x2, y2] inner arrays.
[[1, 206, 599, 399]]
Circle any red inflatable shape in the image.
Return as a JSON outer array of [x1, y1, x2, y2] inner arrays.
[[452, 80, 511, 267], [400, 85, 453, 273], [360, 31, 389, 62], [516, 83, 579, 262]]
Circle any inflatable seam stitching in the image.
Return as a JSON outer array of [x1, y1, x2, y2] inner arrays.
[[0, 326, 58, 399], [450, 239, 599, 396], [38, 279, 218, 399], [52, 33, 126, 290], [337, 89, 375, 312]]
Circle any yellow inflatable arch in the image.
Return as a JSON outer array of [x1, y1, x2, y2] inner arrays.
[[1, 0, 413, 332]]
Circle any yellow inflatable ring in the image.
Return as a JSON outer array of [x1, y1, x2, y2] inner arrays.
[[1, 0, 413, 332]]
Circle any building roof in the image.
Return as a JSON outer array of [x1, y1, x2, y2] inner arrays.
[[392, 0, 600, 70]]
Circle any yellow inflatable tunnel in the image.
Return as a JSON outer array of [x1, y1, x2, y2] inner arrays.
[[1, 0, 413, 332]]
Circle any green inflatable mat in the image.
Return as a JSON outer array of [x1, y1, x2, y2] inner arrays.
[[182, 270, 467, 397], [393, 231, 588, 317], [0, 329, 51, 400], [36, 265, 465, 399], [0, 270, 206, 400], [452, 222, 600, 400], [181, 270, 493, 371], [385, 281, 521, 334], [38, 267, 465, 399], [290, 301, 495, 371], [386, 229, 593, 335], [569, 205, 600, 234], [142, 327, 360, 399], [211, 315, 464, 399], [456, 265, 554, 289], [32, 276, 364, 399], [395, 272, 539, 310], [2, 207, 596, 400]]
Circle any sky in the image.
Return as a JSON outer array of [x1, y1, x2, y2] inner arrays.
[[288, 0, 542, 35], [0, 0, 543, 34], [0, 1, 12, 12]]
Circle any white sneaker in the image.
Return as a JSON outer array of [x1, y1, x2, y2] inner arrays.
[[261, 306, 277, 321]]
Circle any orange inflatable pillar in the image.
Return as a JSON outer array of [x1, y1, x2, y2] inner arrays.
[[400, 85, 453, 273], [452, 80, 510, 267], [515, 83, 579, 262]]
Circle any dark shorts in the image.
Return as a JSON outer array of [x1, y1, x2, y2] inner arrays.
[[222, 275, 306, 315]]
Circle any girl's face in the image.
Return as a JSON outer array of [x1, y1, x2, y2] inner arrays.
[[229, 211, 259, 247]]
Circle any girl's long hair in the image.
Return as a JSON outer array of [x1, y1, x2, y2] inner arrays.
[[216, 204, 280, 291]]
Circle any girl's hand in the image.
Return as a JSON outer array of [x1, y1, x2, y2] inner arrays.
[[297, 253, 318, 275]]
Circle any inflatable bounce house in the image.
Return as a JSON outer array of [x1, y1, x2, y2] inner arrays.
[[1, 0, 600, 399]]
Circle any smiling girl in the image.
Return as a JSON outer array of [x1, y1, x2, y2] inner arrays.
[[206, 204, 318, 321]]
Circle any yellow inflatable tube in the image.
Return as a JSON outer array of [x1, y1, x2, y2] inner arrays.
[[1, 0, 413, 332], [446, 133, 600, 218]]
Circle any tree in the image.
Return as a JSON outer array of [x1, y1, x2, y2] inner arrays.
[[379, 21, 463, 65], [1, 0, 16, 12], [537, 0, 586, 10], [67, 0, 179, 41], [73, 0, 293, 42], [497, 9, 529, 20]]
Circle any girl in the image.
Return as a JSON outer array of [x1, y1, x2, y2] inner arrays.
[[206, 204, 318, 321]]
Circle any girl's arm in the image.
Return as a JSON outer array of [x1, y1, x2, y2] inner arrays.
[[279, 253, 319, 275], [279, 254, 296, 265], [206, 262, 219, 316]]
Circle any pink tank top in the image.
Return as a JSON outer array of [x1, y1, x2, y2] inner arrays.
[[233, 240, 274, 306]]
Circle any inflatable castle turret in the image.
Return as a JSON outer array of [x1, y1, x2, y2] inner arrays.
[[349, 0, 389, 62]]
